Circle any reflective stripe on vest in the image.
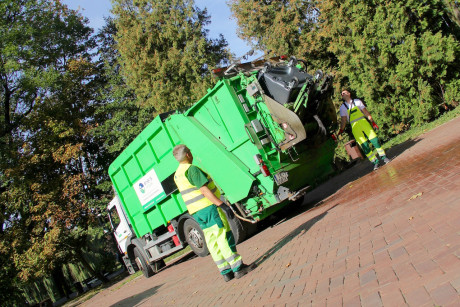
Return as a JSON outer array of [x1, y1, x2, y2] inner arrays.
[[174, 163, 220, 214]]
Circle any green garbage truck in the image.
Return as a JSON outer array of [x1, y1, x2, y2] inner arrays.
[[107, 56, 338, 277]]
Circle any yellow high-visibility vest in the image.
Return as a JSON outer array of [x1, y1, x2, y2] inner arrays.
[[174, 163, 221, 214], [344, 100, 367, 129], [343, 100, 376, 145]]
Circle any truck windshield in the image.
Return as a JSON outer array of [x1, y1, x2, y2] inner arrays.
[[108, 206, 120, 230]]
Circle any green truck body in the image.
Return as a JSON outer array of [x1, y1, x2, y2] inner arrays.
[[107, 57, 338, 277]]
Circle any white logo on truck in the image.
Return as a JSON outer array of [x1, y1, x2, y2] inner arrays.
[[134, 169, 166, 210]]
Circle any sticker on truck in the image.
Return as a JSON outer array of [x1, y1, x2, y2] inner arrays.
[[134, 169, 166, 211], [274, 171, 289, 185]]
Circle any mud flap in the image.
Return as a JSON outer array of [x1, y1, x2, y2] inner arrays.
[[122, 255, 136, 274]]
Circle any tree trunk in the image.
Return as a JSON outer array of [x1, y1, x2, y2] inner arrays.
[[51, 266, 72, 298], [75, 250, 109, 283], [444, 0, 460, 29]]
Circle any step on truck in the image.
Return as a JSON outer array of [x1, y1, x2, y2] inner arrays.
[[107, 56, 338, 277]]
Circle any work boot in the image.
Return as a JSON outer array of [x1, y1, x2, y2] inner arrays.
[[223, 272, 234, 282], [373, 162, 380, 171], [234, 263, 257, 279], [383, 157, 391, 164]]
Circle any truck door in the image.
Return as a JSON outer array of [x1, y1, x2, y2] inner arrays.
[[107, 197, 132, 255]]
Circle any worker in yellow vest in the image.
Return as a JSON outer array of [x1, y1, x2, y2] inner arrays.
[[173, 145, 257, 282], [338, 89, 390, 170]]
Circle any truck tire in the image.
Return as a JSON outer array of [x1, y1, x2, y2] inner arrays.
[[183, 218, 209, 257], [133, 247, 155, 278], [222, 208, 246, 244]]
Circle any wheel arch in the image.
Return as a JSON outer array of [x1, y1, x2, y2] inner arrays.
[[176, 213, 194, 245], [127, 238, 148, 265]]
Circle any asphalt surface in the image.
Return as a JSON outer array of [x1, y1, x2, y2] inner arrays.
[[81, 116, 460, 307]]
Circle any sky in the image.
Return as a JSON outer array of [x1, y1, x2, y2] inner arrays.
[[61, 0, 259, 60]]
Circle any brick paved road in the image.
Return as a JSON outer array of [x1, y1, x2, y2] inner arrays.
[[83, 116, 460, 307]]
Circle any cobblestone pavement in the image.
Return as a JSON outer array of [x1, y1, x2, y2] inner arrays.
[[82, 116, 460, 307]]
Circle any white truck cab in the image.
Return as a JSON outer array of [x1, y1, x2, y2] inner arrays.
[[107, 196, 136, 274], [107, 196, 132, 254]]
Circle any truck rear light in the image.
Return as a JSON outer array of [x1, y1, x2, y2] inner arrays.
[[167, 224, 180, 246], [260, 164, 271, 177]]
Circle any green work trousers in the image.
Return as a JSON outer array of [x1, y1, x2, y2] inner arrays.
[[351, 120, 386, 162], [193, 205, 242, 275]]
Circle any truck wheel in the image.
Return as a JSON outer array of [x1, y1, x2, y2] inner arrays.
[[183, 218, 209, 257], [222, 208, 246, 244], [133, 247, 155, 278]]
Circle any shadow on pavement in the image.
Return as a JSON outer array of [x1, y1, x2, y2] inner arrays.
[[165, 251, 197, 268], [109, 285, 163, 307], [385, 138, 421, 158], [254, 204, 339, 267]]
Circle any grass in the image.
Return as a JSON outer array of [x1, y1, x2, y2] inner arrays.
[[62, 270, 139, 307], [164, 245, 192, 263], [382, 105, 460, 150]]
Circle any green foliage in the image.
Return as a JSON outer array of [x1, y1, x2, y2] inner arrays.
[[0, 1, 117, 303], [229, 0, 317, 54], [314, 0, 460, 140], [229, 0, 337, 70], [92, 17, 154, 160], [231, 0, 460, 140], [0, 0, 95, 142], [19, 227, 120, 305], [112, 0, 229, 113]]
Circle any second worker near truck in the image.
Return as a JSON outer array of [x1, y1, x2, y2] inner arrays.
[[339, 89, 390, 170], [173, 145, 257, 282]]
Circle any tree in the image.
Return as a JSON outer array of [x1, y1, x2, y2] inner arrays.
[[0, 1, 112, 303], [229, 1, 313, 53], [443, 0, 460, 30], [0, 0, 94, 143], [229, 0, 336, 69], [92, 17, 153, 160], [230, 0, 460, 139], [112, 0, 229, 113], [311, 0, 460, 138], [10, 57, 110, 282]]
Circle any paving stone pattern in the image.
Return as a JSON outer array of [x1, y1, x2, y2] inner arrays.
[[83, 116, 460, 307]]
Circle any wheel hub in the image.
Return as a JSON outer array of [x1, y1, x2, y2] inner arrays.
[[188, 228, 203, 249]]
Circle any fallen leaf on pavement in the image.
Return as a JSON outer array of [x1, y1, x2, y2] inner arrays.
[[408, 192, 423, 201]]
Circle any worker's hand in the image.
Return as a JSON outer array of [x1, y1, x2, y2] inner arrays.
[[331, 134, 337, 142], [220, 203, 235, 219], [372, 121, 379, 130]]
